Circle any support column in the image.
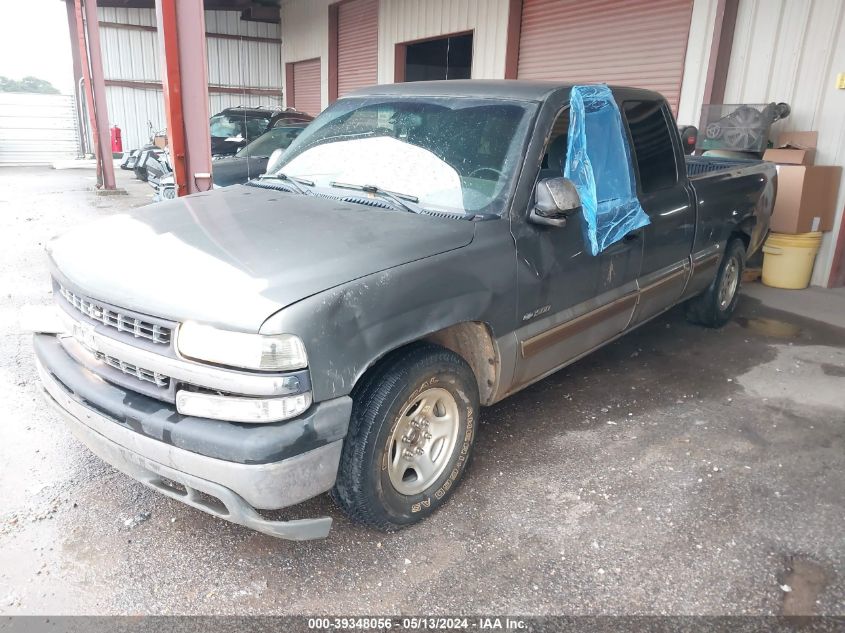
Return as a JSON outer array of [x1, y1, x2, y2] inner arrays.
[[702, 0, 739, 106], [156, 0, 213, 197], [65, 0, 87, 156], [81, 0, 116, 189], [72, 0, 98, 161], [504, 0, 523, 80]]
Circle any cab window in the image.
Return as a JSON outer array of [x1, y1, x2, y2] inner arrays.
[[539, 108, 569, 181], [622, 100, 678, 193]]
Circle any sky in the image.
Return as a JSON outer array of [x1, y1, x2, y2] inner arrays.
[[0, 0, 75, 94]]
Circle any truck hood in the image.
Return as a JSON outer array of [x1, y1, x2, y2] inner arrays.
[[47, 185, 475, 331]]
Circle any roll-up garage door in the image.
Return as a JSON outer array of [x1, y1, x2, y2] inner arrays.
[[517, 0, 694, 113], [337, 0, 379, 97], [292, 58, 321, 116]]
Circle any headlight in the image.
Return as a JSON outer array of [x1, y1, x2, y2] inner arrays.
[[177, 322, 307, 371], [176, 390, 311, 423]]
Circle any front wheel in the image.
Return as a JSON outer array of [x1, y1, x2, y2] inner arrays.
[[332, 343, 479, 531], [686, 238, 746, 328]]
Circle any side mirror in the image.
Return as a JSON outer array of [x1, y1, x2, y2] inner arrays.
[[265, 148, 285, 175], [529, 177, 582, 228]]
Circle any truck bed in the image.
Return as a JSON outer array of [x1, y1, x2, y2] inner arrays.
[[686, 155, 767, 179], [686, 155, 776, 258]]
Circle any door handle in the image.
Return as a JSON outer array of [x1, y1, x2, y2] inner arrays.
[[603, 232, 642, 255]]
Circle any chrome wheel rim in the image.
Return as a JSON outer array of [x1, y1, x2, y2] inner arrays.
[[719, 256, 740, 310], [386, 387, 460, 496]]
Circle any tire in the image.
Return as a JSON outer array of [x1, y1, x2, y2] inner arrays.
[[134, 166, 148, 182], [332, 343, 479, 531], [686, 238, 746, 328]]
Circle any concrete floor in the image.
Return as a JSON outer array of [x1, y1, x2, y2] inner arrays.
[[0, 166, 843, 615]]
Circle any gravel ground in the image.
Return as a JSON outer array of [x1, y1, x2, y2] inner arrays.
[[0, 166, 843, 615]]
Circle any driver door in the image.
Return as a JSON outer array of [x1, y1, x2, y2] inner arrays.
[[510, 103, 642, 392]]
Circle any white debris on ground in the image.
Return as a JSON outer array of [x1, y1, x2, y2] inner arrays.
[[123, 511, 152, 529]]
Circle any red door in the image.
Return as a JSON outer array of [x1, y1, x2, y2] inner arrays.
[[337, 0, 379, 98], [517, 0, 694, 113], [290, 58, 321, 116]]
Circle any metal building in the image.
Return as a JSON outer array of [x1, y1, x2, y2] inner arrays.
[[94, 5, 282, 150], [57, 0, 845, 286], [278, 0, 845, 287]]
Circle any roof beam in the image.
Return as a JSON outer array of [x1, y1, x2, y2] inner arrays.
[[97, 20, 280, 44], [103, 78, 281, 98], [94, 0, 280, 22]]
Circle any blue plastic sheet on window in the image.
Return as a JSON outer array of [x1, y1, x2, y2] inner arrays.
[[564, 85, 650, 256]]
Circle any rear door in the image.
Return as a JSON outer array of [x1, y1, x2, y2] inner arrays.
[[621, 99, 696, 324]]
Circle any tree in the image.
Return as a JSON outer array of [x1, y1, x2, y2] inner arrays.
[[0, 76, 60, 94]]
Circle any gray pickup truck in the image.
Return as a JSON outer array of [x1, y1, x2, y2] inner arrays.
[[33, 81, 774, 540]]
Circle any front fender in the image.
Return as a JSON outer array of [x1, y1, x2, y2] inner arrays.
[[260, 220, 516, 402]]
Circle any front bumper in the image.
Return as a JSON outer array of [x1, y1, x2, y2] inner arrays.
[[34, 334, 352, 540]]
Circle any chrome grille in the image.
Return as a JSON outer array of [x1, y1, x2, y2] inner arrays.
[[58, 285, 171, 345], [94, 351, 170, 388]]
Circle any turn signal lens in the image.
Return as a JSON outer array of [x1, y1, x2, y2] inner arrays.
[[176, 390, 312, 423]]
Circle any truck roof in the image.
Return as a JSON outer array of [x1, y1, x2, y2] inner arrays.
[[345, 79, 664, 104]]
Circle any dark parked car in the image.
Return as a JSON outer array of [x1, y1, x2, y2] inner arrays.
[[209, 106, 312, 157], [212, 125, 307, 187], [32, 81, 774, 541]]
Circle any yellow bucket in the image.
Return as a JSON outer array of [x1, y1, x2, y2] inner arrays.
[[761, 231, 823, 289]]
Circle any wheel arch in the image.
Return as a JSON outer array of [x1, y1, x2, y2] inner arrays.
[[731, 226, 752, 253], [353, 321, 501, 406]]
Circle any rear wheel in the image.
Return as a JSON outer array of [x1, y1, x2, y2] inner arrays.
[[332, 343, 478, 531], [686, 238, 746, 328]]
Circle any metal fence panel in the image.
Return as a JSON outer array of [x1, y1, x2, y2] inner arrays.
[[0, 93, 80, 165]]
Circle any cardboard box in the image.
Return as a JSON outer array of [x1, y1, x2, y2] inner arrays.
[[763, 131, 817, 166], [770, 165, 842, 233]]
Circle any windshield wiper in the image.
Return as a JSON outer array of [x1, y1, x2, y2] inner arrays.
[[259, 171, 314, 195], [330, 181, 420, 214]]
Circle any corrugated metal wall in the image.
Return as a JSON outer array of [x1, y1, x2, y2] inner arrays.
[[205, 11, 283, 94], [103, 85, 166, 147], [0, 93, 80, 164], [723, 0, 845, 285], [377, 0, 510, 84], [98, 7, 282, 149], [281, 0, 331, 110], [517, 0, 694, 114]]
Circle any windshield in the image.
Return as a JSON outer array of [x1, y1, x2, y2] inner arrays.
[[274, 96, 536, 216], [236, 126, 305, 158], [209, 113, 271, 140]]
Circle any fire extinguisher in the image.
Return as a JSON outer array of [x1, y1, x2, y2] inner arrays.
[[110, 125, 123, 154]]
